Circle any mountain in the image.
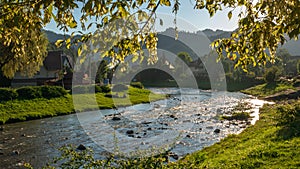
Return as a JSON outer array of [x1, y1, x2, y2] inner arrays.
[[43, 29, 70, 43], [43, 28, 300, 58]]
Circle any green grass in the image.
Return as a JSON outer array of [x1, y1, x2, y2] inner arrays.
[[241, 82, 295, 97], [0, 87, 165, 124], [167, 101, 300, 168]]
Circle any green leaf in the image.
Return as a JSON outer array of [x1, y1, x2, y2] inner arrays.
[[161, 0, 171, 6], [55, 39, 64, 48], [228, 11, 233, 20]]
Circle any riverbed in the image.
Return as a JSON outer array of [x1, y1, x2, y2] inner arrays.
[[0, 88, 268, 168]]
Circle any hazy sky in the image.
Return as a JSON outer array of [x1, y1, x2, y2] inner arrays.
[[44, 1, 239, 34]]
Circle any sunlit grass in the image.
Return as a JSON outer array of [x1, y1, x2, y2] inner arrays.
[[0, 87, 165, 124], [241, 82, 295, 97]]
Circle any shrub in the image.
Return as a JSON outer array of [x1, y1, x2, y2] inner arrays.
[[112, 84, 128, 92], [95, 85, 102, 93], [40, 86, 68, 99], [0, 88, 18, 101], [16, 86, 42, 100], [130, 82, 144, 89], [264, 66, 281, 83], [100, 85, 111, 93]]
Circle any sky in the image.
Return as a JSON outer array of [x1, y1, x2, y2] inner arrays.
[[44, 1, 240, 34]]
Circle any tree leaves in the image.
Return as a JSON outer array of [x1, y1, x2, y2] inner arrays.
[[197, 0, 300, 71]]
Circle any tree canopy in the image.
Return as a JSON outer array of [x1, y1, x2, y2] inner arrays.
[[1, 0, 300, 77]]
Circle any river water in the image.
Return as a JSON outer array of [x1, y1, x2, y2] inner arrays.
[[0, 88, 267, 168]]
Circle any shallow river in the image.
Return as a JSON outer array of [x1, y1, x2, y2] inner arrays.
[[0, 88, 267, 168]]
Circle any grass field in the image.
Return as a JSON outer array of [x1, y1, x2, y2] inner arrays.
[[0, 87, 165, 124]]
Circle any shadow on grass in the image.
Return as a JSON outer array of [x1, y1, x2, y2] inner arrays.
[[275, 102, 300, 140], [263, 82, 278, 92]]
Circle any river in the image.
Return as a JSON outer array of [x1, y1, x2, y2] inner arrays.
[[0, 88, 267, 168]]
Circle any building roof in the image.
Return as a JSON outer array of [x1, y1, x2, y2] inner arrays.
[[44, 51, 73, 71]]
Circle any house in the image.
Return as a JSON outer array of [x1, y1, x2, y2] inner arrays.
[[11, 51, 73, 88]]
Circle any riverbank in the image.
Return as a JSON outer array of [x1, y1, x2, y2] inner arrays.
[[167, 82, 300, 168], [0, 87, 166, 124], [36, 83, 300, 168]]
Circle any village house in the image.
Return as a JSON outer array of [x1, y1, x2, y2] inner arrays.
[[11, 51, 73, 88]]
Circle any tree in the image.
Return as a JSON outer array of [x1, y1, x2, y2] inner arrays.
[[264, 66, 282, 83], [95, 60, 108, 84], [2, 0, 300, 76], [177, 52, 192, 64], [0, 1, 49, 78]]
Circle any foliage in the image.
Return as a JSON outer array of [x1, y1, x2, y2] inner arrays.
[[130, 82, 144, 89], [0, 25, 48, 78], [95, 60, 109, 84], [16, 87, 43, 100], [100, 85, 111, 93], [112, 84, 128, 92], [264, 66, 282, 83], [40, 86, 68, 99], [0, 88, 18, 101], [3, 0, 299, 74], [202, 0, 300, 71], [15, 86, 67, 100], [177, 52, 192, 64], [41, 145, 168, 169], [276, 103, 300, 139]]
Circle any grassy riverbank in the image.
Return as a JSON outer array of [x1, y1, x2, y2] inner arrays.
[[0, 87, 165, 124], [241, 82, 295, 97], [168, 82, 300, 168], [169, 101, 300, 168]]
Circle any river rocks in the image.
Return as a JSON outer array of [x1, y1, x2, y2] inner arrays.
[[214, 129, 221, 134], [76, 144, 87, 151], [169, 114, 176, 119], [141, 121, 151, 125], [112, 116, 121, 121], [12, 150, 20, 155], [126, 130, 134, 135], [169, 152, 179, 160], [0, 127, 3, 131]]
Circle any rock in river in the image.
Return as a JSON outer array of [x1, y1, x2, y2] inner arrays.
[[214, 129, 221, 134], [126, 130, 134, 135], [76, 144, 87, 151], [112, 116, 121, 121]]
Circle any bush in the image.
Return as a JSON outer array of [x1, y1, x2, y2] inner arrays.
[[16, 86, 42, 100], [0, 88, 18, 101], [112, 84, 128, 92], [130, 82, 144, 89], [95, 85, 102, 93], [40, 86, 68, 99], [100, 85, 111, 93], [264, 66, 281, 83]]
